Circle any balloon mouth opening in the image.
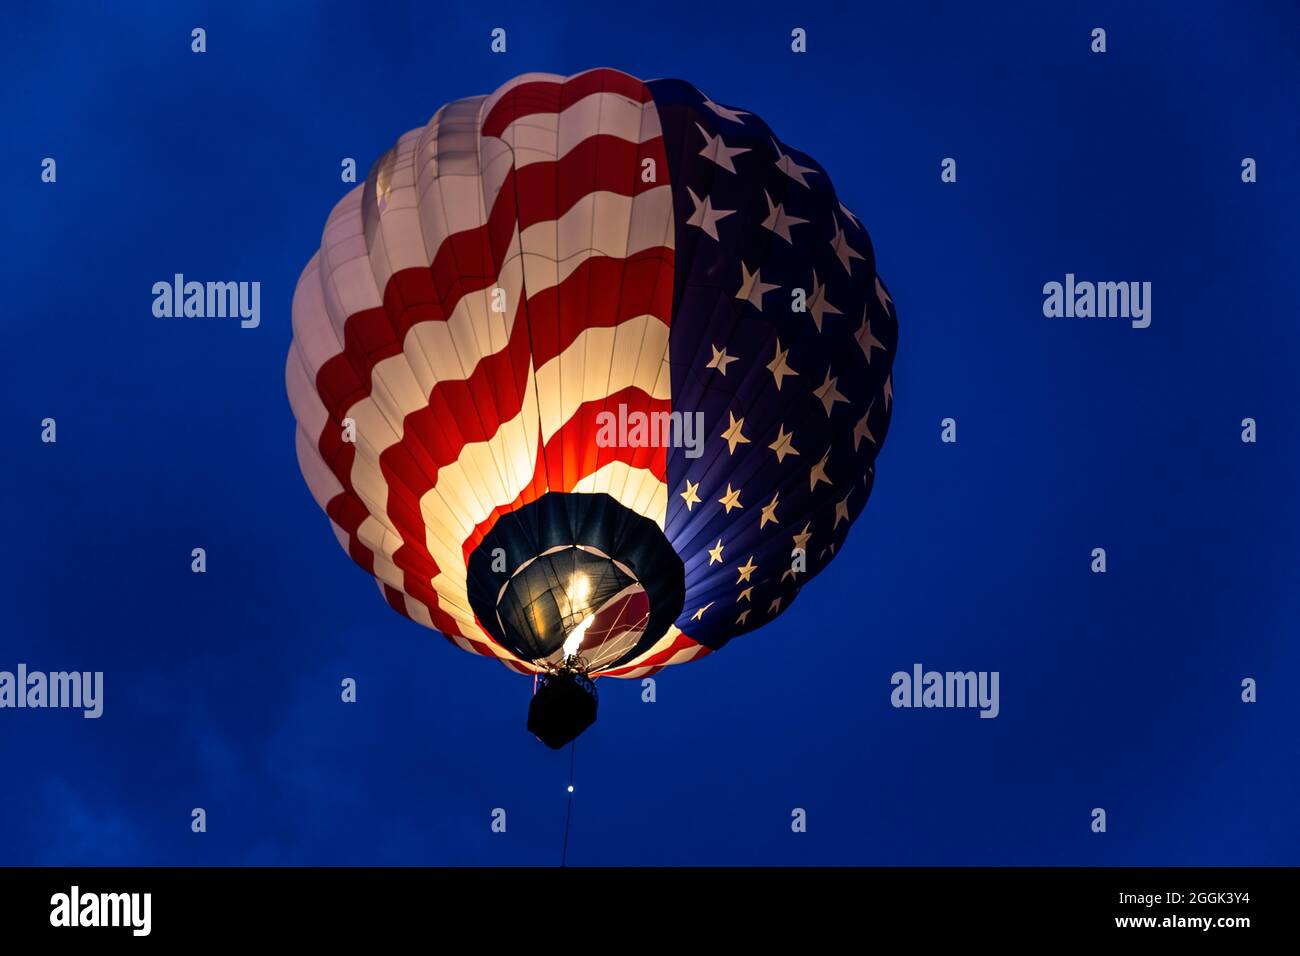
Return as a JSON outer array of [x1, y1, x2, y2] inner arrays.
[[495, 546, 651, 672], [466, 493, 686, 674]]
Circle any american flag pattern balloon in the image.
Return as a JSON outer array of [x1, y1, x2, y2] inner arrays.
[[286, 68, 897, 680]]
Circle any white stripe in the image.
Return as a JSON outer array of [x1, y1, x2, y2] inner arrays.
[[534, 315, 672, 441], [493, 92, 661, 168]]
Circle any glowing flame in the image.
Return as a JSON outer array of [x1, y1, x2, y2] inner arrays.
[[562, 613, 594, 660]]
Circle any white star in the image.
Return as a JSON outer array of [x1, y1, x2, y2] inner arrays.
[[680, 479, 701, 510], [792, 523, 812, 552], [856, 309, 885, 363], [736, 262, 779, 311], [875, 276, 894, 314], [809, 450, 831, 490], [702, 97, 749, 123], [696, 123, 749, 173], [768, 424, 799, 463], [813, 368, 848, 416], [853, 403, 876, 450], [834, 492, 852, 528], [830, 218, 865, 273], [706, 344, 739, 375], [766, 340, 798, 390], [772, 139, 817, 187], [686, 187, 735, 240], [721, 411, 750, 454], [838, 201, 861, 228], [807, 271, 841, 332], [761, 190, 808, 243]]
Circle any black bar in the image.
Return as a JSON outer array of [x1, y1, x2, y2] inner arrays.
[[0, 867, 1284, 940]]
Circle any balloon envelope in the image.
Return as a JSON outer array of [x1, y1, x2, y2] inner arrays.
[[286, 68, 897, 678]]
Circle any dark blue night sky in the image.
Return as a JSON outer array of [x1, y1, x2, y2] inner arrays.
[[3, 1, 1297, 865]]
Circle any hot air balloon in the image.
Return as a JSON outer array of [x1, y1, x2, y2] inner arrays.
[[286, 68, 897, 747]]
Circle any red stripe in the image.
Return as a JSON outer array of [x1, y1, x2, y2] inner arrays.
[[599, 633, 711, 678], [481, 69, 652, 139], [514, 134, 666, 227], [382, 584, 409, 617], [325, 485, 372, 574], [540, 387, 669, 491]]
